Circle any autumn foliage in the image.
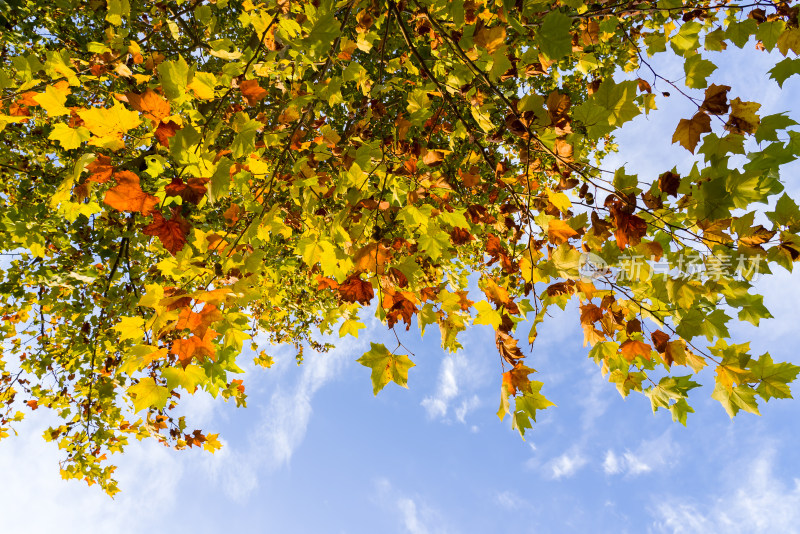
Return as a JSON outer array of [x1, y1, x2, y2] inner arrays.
[[2, 0, 800, 494]]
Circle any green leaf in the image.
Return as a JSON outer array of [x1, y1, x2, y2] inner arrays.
[[537, 11, 572, 61], [768, 57, 800, 88], [357, 343, 415, 395], [683, 54, 717, 89], [749, 353, 800, 400]]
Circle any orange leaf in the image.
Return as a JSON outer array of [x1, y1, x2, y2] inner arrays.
[[176, 303, 223, 338], [86, 155, 114, 184], [154, 120, 180, 147], [548, 219, 578, 245], [171, 330, 218, 368], [125, 89, 171, 124], [353, 243, 390, 274], [502, 363, 536, 396], [240, 80, 267, 105], [619, 340, 653, 362], [103, 171, 159, 215]]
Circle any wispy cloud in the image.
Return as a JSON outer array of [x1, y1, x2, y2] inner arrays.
[[213, 325, 374, 499], [374, 478, 450, 534], [651, 446, 800, 534], [603, 431, 676, 477], [548, 448, 588, 479], [421, 352, 482, 425]]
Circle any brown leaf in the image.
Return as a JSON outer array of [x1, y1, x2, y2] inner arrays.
[[104, 171, 159, 215], [657, 171, 681, 197], [700, 84, 731, 115], [495, 330, 525, 366], [637, 78, 652, 93], [651, 330, 670, 353], [142, 209, 192, 255], [579, 303, 603, 325], [385, 290, 417, 330], [240, 79, 268, 105], [672, 112, 711, 153], [450, 227, 474, 245], [338, 275, 374, 304]]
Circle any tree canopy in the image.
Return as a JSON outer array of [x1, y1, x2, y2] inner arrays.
[[2, 0, 800, 495]]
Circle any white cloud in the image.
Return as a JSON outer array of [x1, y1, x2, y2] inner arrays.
[[494, 490, 529, 510], [421, 353, 482, 425], [603, 431, 676, 477], [651, 447, 800, 534], [374, 478, 450, 534], [548, 449, 588, 479], [0, 414, 184, 534], [215, 331, 368, 499]]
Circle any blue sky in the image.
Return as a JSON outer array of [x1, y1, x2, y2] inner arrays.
[[2, 45, 800, 534]]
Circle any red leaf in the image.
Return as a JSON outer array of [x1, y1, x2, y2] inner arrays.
[[338, 275, 374, 304], [164, 177, 209, 205], [142, 209, 192, 255]]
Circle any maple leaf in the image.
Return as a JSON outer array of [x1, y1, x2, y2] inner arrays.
[[164, 177, 210, 204], [726, 97, 761, 135], [502, 363, 536, 396], [338, 275, 374, 304], [672, 112, 712, 153], [384, 290, 417, 330], [176, 304, 222, 338], [474, 26, 507, 54], [125, 89, 171, 124], [657, 171, 681, 197], [495, 330, 525, 366], [128, 377, 170, 412], [609, 205, 648, 249], [170, 330, 219, 368], [620, 340, 653, 362], [86, 155, 114, 184], [155, 120, 181, 147], [700, 84, 731, 115], [547, 219, 578, 245], [353, 242, 390, 274], [356, 343, 415, 395], [103, 171, 159, 215], [651, 330, 671, 353], [240, 79, 268, 105], [142, 209, 192, 255]]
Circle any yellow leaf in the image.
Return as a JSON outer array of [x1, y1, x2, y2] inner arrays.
[[78, 101, 141, 150], [127, 377, 169, 412], [33, 85, 70, 116]]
